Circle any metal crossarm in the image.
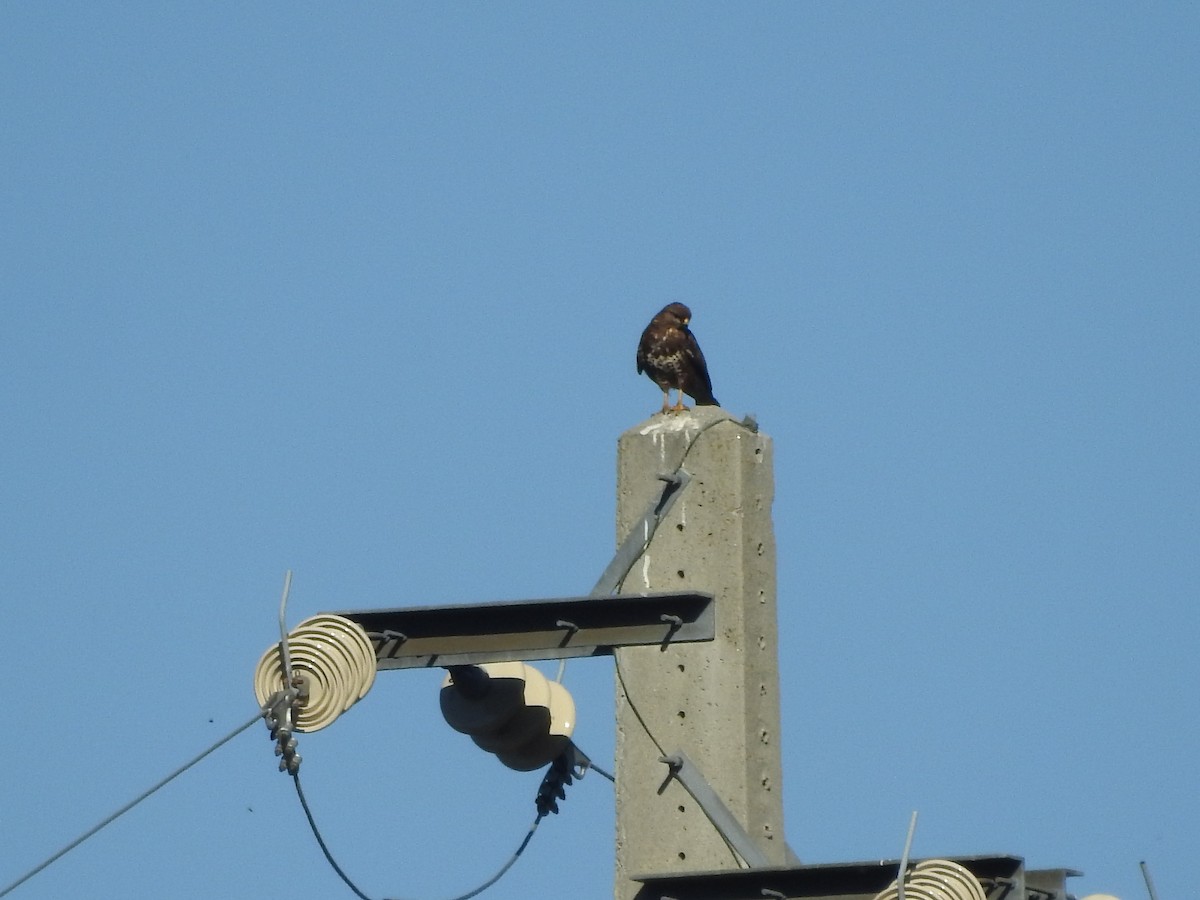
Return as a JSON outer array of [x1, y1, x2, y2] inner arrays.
[[335, 591, 715, 670], [632, 855, 1031, 900]]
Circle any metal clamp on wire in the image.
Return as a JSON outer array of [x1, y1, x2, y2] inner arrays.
[[266, 570, 303, 774], [263, 685, 304, 774]]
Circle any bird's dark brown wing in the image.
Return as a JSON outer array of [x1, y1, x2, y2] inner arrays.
[[680, 330, 718, 406]]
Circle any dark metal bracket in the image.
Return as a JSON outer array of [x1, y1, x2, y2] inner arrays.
[[591, 468, 692, 597], [658, 751, 772, 869], [633, 855, 1042, 900]]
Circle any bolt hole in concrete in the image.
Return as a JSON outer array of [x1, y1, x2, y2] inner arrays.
[[678, 852, 686, 861]]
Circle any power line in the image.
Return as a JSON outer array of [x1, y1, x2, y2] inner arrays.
[[0, 709, 265, 898], [291, 769, 543, 900], [291, 740, 618, 900], [1, 707, 596, 900], [290, 772, 377, 900]]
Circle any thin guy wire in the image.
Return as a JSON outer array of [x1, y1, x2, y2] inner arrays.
[[292, 770, 542, 900], [0, 708, 266, 899]]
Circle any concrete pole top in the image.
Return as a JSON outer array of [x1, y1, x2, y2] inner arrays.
[[622, 405, 744, 440]]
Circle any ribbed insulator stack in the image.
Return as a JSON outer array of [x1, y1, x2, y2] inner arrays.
[[872, 860, 987, 900], [254, 614, 377, 732], [440, 662, 575, 771]]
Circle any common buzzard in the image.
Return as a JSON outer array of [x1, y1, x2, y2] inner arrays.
[[636, 302, 719, 413]]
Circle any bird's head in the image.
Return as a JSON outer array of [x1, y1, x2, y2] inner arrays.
[[661, 301, 693, 327]]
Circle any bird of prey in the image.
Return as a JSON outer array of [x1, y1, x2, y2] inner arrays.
[[636, 302, 719, 413]]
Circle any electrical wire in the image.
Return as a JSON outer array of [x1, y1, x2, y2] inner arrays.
[[614, 664, 748, 871], [0, 709, 266, 899], [615, 664, 744, 873], [291, 770, 543, 900], [0, 705, 558, 900], [613, 651, 667, 757], [678, 411, 752, 466], [291, 772, 372, 900], [439, 817, 540, 900], [275, 570, 544, 900]]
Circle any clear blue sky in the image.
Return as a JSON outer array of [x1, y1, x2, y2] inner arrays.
[[2, 5, 1196, 899]]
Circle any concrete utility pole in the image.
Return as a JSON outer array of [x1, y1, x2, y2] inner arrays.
[[614, 408, 786, 899]]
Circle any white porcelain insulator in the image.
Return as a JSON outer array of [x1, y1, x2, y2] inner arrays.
[[254, 614, 377, 732]]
